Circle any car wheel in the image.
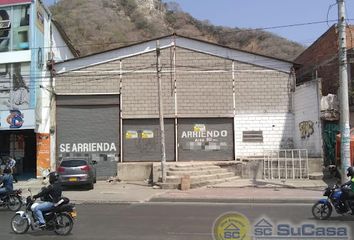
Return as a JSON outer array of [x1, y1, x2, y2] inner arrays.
[[87, 182, 94, 190]]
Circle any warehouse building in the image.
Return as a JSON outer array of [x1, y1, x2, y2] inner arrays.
[[54, 34, 311, 180]]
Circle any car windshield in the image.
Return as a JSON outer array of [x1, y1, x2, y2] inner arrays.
[[60, 160, 87, 167]]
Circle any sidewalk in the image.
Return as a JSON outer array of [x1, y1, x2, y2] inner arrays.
[[14, 178, 330, 204], [14, 179, 168, 204]]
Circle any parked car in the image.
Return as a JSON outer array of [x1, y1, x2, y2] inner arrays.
[[57, 158, 97, 189]]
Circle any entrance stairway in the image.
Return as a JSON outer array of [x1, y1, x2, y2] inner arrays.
[[156, 162, 240, 189]]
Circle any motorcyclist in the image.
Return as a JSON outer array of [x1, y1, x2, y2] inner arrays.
[[0, 167, 14, 197], [341, 166, 354, 214], [5, 156, 18, 183], [32, 172, 62, 228]]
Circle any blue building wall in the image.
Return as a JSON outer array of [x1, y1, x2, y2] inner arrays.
[[0, 0, 49, 130]]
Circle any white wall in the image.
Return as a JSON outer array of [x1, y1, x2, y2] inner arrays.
[[293, 80, 322, 157], [36, 19, 76, 133], [235, 113, 295, 157], [51, 24, 75, 62]]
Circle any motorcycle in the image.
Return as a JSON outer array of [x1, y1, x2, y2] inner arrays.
[[0, 189, 22, 211], [312, 184, 354, 220], [11, 189, 76, 235]]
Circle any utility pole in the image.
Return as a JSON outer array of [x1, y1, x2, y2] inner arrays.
[[156, 40, 167, 183], [337, 0, 351, 183]]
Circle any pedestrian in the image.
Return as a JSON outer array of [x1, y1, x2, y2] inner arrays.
[[5, 156, 18, 183]]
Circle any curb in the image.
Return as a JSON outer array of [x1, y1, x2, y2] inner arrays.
[[209, 185, 326, 191], [148, 197, 318, 204], [70, 200, 135, 205]]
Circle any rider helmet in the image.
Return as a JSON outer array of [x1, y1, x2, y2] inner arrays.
[[346, 166, 354, 177], [3, 167, 11, 174], [48, 172, 59, 184]]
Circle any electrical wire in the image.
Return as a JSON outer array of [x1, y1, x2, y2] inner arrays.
[[0, 18, 352, 53], [327, 2, 338, 27]]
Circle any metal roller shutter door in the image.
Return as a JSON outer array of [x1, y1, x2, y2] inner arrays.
[[178, 118, 234, 161], [56, 96, 119, 179], [123, 119, 175, 161]]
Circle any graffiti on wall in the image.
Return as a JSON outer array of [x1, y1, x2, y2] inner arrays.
[[299, 120, 314, 139]]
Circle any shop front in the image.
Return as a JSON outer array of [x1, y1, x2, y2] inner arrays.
[[0, 111, 37, 178]]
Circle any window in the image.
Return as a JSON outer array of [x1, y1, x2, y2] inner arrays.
[[60, 160, 88, 167], [242, 131, 263, 143], [0, 4, 30, 52]]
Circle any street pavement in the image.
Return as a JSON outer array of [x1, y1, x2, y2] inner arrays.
[[14, 177, 331, 204], [4, 203, 347, 240]]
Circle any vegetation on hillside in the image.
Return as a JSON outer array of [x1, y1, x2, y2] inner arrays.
[[50, 0, 304, 60]]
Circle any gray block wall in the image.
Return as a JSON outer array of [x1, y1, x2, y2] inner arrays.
[[56, 47, 290, 118]]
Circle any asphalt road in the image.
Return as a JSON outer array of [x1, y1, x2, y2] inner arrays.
[[0, 203, 353, 240]]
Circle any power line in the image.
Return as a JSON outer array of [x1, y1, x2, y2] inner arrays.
[[2, 18, 353, 53]]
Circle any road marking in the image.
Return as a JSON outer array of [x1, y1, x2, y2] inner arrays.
[[140, 202, 312, 207], [167, 232, 210, 236]]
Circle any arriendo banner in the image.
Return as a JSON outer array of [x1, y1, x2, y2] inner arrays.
[[0, 0, 31, 6]]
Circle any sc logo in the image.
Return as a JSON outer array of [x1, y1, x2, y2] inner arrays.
[[224, 231, 240, 239], [254, 228, 273, 236]]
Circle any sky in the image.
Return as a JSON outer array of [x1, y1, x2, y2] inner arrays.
[[43, 0, 354, 46]]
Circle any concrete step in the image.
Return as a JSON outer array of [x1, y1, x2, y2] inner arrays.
[[192, 176, 241, 188], [169, 165, 221, 171], [165, 172, 235, 184], [167, 168, 229, 177], [309, 172, 323, 180], [173, 162, 217, 167], [158, 176, 241, 189]]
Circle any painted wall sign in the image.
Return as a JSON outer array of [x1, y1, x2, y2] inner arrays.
[[0, 63, 31, 110], [181, 124, 228, 145], [181, 129, 228, 139], [0, 109, 35, 129], [59, 142, 117, 153]]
